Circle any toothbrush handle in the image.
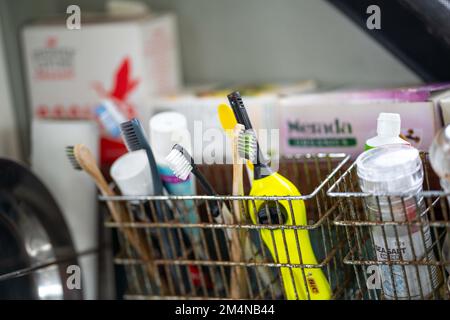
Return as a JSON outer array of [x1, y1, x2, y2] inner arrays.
[[88, 168, 167, 294], [192, 167, 223, 218], [144, 146, 164, 194]]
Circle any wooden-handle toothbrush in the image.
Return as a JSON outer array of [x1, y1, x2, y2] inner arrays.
[[229, 123, 247, 299], [66, 144, 167, 294], [218, 103, 254, 184], [218, 103, 282, 297]]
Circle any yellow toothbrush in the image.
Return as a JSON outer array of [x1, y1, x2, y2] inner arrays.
[[227, 91, 332, 300], [218, 103, 254, 184], [218, 103, 282, 297]]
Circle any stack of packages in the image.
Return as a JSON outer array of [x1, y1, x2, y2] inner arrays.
[[151, 83, 450, 160]]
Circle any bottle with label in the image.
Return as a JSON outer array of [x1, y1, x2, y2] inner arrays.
[[365, 113, 410, 150], [356, 145, 439, 299]]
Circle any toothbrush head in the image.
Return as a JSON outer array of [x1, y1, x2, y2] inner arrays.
[[166, 144, 194, 181], [66, 145, 82, 170], [120, 118, 147, 152], [238, 129, 257, 163], [120, 118, 164, 194], [65, 144, 99, 177], [167, 145, 221, 217]]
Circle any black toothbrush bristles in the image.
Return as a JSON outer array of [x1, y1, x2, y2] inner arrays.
[[66, 146, 81, 170], [119, 118, 164, 194], [120, 119, 142, 152]]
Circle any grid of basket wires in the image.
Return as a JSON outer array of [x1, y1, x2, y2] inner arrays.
[[101, 153, 355, 300], [327, 152, 450, 300]]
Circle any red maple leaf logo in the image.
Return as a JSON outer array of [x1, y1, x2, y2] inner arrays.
[[93, 57, 140, 102]]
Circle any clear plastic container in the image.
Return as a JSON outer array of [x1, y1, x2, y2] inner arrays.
[[356, 145, 439, 299]]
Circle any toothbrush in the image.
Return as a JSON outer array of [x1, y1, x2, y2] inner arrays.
[[218, 103, 254, 185], [231, 123, 246, 219], [166, 144, 235, 234], [65, 144, 166, 293], [95, 99, 127, 138], [217, 103, 282, 297], [230, 123, 247, 299], [120, 119, 197, 294], [166, 144, 276, 297], [166, 144, 242, 297], [120, 119, 163, 195], [228, 91, 332, 300]]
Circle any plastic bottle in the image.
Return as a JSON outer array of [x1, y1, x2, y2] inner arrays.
[[365, 113, 409, 150], [356, 145, 439, 299]]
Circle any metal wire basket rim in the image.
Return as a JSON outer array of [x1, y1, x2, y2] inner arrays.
[[100, 194, 329, 201], [104, 195, 339, 229], [99, 155, 351, 201], [113, 257, 330, 269], [104, 217, 333, 230]]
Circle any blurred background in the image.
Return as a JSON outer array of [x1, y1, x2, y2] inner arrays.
[[1, 0, 435, 161]]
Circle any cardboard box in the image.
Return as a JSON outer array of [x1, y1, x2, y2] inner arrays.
[[280, 87, 449, 158], [150, 82, 317, 163], [22, 13, 181, 165], [151, 91, 280, 163]]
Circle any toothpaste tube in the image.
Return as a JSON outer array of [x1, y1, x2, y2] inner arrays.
[[95, 99, 127, 137]]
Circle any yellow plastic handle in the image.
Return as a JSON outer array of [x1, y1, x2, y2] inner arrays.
[[248, 173, 332, 300]]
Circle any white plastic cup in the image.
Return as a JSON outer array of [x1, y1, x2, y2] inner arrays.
[[110, 150, 153, 196]]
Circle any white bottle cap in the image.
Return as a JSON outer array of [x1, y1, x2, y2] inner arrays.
[[377, 113, 401, 137], [149, 112, 192, 162]]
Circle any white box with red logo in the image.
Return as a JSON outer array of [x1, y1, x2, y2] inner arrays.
[[22, 13, 181, 166]]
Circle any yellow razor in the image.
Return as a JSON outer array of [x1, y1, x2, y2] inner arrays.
[[227, 91, 332, 300]]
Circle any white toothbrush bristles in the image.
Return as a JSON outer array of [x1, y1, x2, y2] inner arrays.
[[238, 129, 257, 163], [166, 148, 192, 181]]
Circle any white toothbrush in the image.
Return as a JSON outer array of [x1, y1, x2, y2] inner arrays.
[[166, 144, 277, 295]]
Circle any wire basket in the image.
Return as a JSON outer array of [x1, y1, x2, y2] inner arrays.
[[327, 153, 450, 300], [101, 154, 353, 300]]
